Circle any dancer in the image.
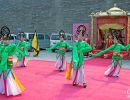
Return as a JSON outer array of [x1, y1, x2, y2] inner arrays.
[[46, 30, 72, 72], [92, 36, 126, 77], [15, 32, 30, 67], [66, 28, 92, 88], [0, 26, 24, 96]]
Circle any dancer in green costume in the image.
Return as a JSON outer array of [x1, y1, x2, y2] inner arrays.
[[70, 26, 92, 88], [92, 36, 127, 77], [15, 32, 30, 67], [0, 26, 24, 96], [46, 30, 72, 71]]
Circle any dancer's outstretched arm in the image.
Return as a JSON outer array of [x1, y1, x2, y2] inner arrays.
[[125, 44, 130, 50], [46, 42, 60, 51], [66, 42, 73, 50], [92, 44, 115, 57]]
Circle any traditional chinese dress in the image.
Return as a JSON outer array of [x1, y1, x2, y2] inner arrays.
[[0, 43, 24, 96], [66, 40, 92, 87], [47, 41, 72, 71], [15, 40, 30, 67], [92, 43, 126, 77]]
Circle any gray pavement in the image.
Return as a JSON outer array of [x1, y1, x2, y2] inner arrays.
[[26, 50, 72, 62], [25, 50, 130, 69]]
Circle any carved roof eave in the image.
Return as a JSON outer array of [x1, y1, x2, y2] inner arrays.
[[90, 4, 130, 17]]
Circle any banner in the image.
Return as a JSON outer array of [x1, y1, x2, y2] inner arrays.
[[31, 30, 40, 56]]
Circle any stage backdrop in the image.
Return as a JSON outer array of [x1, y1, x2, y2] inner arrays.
[[73, 23, 89, 41]]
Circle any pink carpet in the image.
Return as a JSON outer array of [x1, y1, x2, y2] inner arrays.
[[0, 58, 130, 100]]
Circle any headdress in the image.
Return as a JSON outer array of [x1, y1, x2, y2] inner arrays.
[[19, 32, 26, 38], [59, 30, 65, 39]]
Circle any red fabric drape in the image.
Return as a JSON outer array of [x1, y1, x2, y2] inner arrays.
[[95, 16, 128, 48], [96, 16, 128, 25]]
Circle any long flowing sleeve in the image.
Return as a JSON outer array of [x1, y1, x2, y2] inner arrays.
[[46, 42, 59, 51], [15, 42, 24, 56], [66, 42, 72, 50], [0, 44, 16, 71], [78, 42, 92, 66], [72, 41, 92, 69], [72, 42, 79, 68], [15, 41, 28, 60], [23, 41, 30, 55], [92, 44, 115, 57], [125, 44, 130, 50], [122, 44, 126, 50], [80, 42, 92, 53], [9, 44, 17, 55], [0, 50, 8, 71]]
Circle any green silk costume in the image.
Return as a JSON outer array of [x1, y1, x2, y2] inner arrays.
[[0, 44, 16, 71], [47, 41, 72, 55], [72, 41, 92, 69], [0, 41, 2, 46], [16, 41, 30, 60], [125, 44, 130, 50], [92, 43, 126, 60]]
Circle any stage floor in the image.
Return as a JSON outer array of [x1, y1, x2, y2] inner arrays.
[[0, 58, 130, 100]]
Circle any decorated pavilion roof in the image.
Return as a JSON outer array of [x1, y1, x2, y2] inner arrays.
[[91, 4, 130, 17]]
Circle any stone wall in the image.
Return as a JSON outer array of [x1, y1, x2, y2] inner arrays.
[[0, 0, 130, 35]]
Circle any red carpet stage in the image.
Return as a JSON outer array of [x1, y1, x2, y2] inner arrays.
[[0, 58, 130, 100]]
